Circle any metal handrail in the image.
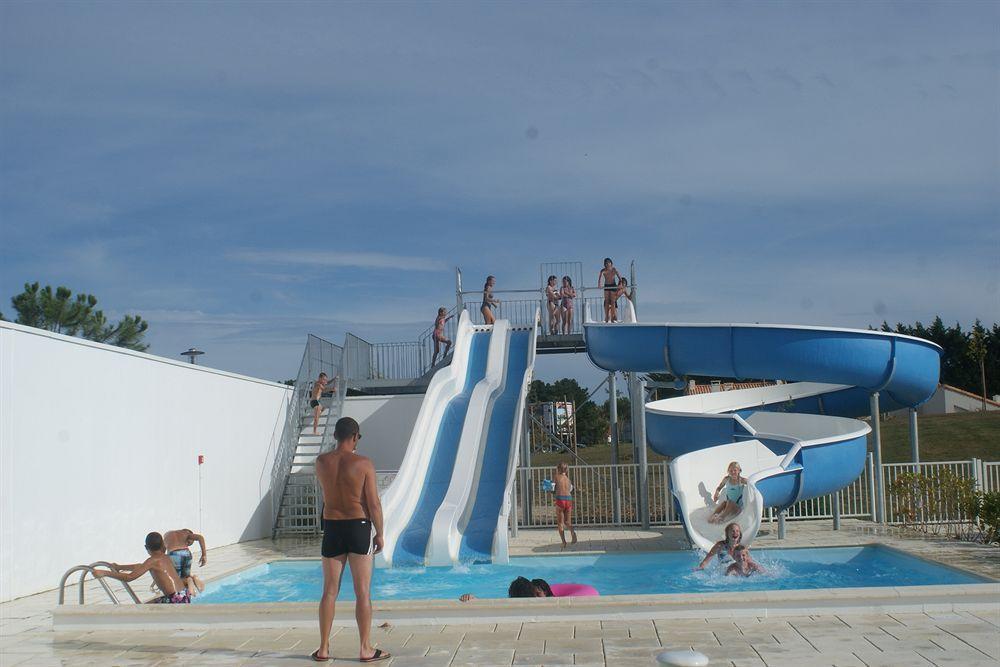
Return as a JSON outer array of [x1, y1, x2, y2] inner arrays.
[[59, 565, 121, 604], [82, 561, 141, 604]]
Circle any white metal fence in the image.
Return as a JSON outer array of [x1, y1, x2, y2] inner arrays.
[[375, 457, 999, 530]]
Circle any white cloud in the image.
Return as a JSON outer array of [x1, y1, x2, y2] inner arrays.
[[226, 249, 448, 272]]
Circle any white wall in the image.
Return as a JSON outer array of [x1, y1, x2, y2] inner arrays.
[[0, 322, 290, 602], [915, 384, 1000, 416], [341, 394, 423, 471]]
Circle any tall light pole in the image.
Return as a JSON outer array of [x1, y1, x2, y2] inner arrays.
[[181, 348, 204, 365]]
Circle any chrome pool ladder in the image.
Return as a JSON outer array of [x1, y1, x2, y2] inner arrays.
[[57, 561, 141, 605]]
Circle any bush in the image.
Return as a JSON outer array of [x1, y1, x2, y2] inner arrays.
[[976, 492, 1000, 545], [887, 469, 981, 541]]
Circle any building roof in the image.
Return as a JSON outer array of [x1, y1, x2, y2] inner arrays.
[[686, 381, 775, 395], [940, 383, 1000, 408]]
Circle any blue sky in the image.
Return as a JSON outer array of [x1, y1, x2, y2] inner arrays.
[[1, 1, 997, 387]]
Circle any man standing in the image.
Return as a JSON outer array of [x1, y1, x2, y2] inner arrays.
[[163, 528, 207, 594], [311, 417, 389, 663]]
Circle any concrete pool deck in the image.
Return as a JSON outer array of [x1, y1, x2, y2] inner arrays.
[[2, 520, 998, 665]]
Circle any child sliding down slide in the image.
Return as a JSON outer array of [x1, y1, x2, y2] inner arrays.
[[709, 461, 747, 524]]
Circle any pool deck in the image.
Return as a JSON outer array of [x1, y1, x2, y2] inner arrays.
[[2, 520, 998, 666]]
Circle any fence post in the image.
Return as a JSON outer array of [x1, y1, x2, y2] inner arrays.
[[870, 393, 886, 524], [663, 462, 672, 524], [832, 492, 841, 531], [972, 458, 983, 492], [867, 452, 877, 523]]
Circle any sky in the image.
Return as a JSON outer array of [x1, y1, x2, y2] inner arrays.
[[1, 1, 997, 388]]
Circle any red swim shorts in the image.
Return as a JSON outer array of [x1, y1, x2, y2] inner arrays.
[[555, 499, 574, 511]]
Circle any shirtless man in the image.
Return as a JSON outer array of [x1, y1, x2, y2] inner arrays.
[[310, 372, 333, 436], [554, 462, 577, 548], [93, 532, 191, 603], [311, 417, 389, 663], [163, 528, 207, 594]]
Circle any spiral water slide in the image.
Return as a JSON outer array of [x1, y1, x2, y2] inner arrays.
[[585, 320, 941, 551], [378, 311, 537, 566]]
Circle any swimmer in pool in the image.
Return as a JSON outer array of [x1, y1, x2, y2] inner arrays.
[[459, 576, 598, 601], [696, 522, 742, 570], [725, 545, 765, 577]]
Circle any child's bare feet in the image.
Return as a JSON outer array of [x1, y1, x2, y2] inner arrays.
[[571, 532, 578, 544]]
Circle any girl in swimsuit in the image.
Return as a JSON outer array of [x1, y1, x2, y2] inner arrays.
[[431, 307, 453, 366], [481, 275, 500, 325], [696, 522, 742, 569], [545, 275, 561, 335], [709, 461, 748, 524], [597, 258, 621, 323], [559, 276, 576, 335]]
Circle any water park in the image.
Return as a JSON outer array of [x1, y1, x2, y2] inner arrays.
[[1, 258, 997, 666]]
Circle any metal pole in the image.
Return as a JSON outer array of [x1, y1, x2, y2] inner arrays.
[[908, 408, 920, 467], [522, 406, 532, 527], [629, 260, 637, 318], [778, 510, 786, 539], [870, 392, 886, 524], [867, 452, 877, 522], [631, 375, 650, 529], [455, 267, 464, 314], [609, 372, 621, 524], [832, 492, 841, 531]]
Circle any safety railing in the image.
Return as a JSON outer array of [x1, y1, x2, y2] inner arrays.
[[271, 334, 343, 532], [376, 471, 398, 494], [58, 562, 141, 605], [376, 457, 999, 532], [883, 459, 981, 526], [344, 306, 460, 383], [461, 289, 613, 335]]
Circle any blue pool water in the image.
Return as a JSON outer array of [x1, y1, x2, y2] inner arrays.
[[193, 546, 990, 604]]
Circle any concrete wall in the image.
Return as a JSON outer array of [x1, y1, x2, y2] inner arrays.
[[917, 384, 1000, 416], [341, 394, 424, 471], [0, 322, 290, 602]]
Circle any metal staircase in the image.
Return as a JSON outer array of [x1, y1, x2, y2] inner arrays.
[[272, 336, 345, 537]]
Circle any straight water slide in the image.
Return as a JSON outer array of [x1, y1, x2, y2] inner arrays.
[[585, 320, 941, 552], [379, 312, 537, 567]]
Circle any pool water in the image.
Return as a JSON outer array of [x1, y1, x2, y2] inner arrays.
[[193, 545, 989, 604]]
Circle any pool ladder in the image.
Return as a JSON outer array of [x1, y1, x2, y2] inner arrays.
[[57, 562, 142, 605]]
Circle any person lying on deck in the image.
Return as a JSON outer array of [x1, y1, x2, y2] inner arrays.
[[459, 576, 598, 601], [92, 531, 191, 603]]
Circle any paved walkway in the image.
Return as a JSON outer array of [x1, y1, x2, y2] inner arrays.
[[1, 521, 997, 666]]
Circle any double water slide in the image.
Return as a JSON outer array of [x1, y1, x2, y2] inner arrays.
[[585, 319, 941, 551], [378, 311, 537, 566]]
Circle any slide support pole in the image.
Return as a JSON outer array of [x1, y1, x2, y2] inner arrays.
[[778, 510, 786, 540], [908, 408, 920, 471], [631, 375, 650, 530], [871, 392, 886, 524], [609, 372, 621, 525], [832, 492, 841, 531]]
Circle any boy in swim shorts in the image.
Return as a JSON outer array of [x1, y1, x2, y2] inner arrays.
[[163, 528, 207, 595], [554, 462, 577, 548], [93, 532, 191, 604]]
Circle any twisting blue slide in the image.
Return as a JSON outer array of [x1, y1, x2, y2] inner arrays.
[[585, 319, 941, 551]]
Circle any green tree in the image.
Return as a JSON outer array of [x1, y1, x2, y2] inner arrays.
[[10, 282, 149, 351], [969, 320, 989, 410]]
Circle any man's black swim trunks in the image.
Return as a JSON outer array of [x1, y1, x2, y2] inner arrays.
[[322, 518, 376, 557]]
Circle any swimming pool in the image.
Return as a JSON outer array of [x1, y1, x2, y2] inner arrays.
[[192, 546, 991, 604]]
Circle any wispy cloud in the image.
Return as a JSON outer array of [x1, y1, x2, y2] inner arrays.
[[226, 249, 449, 272]]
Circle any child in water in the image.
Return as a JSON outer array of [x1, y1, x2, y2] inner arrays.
[[697, 522, 742, 569], [709, 461, 747, 524], [725, 545, 765, 577]]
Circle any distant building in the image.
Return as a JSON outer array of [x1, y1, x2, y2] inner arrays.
[[685, 380, 776, 395], [915, 383, 1000, 415]]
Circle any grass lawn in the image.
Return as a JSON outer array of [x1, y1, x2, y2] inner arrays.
[[877, 410, 1000, 462], [527, 410, 1000, 467]]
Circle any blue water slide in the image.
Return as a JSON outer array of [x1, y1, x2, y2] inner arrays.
[[392, 330, 491, 566], [584, 322, 941, 550], [458, 329, 533, 563]]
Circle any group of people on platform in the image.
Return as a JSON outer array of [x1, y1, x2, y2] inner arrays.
[[430, 258, 637, 364]]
